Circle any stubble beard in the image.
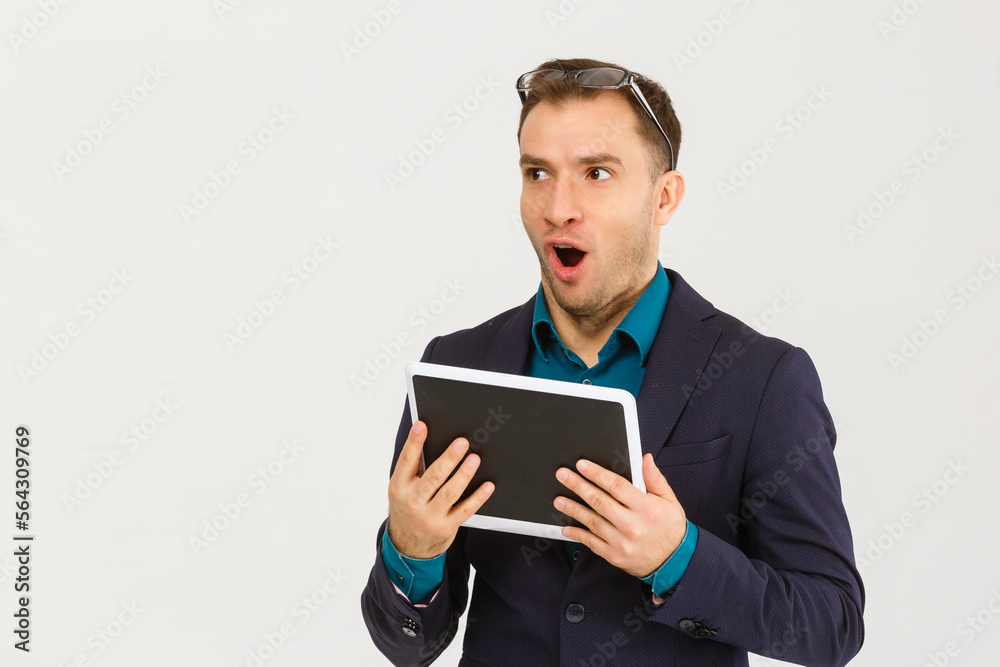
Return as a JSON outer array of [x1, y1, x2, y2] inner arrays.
[[532, 195, 657, 323]]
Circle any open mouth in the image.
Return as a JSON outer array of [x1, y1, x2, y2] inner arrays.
[[553, 244, 586, 268]]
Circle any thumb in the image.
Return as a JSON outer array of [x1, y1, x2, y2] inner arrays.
[[642, 453, 676, 501]]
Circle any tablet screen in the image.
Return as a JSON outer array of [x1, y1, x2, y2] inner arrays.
[[408, 364, 642, 539]]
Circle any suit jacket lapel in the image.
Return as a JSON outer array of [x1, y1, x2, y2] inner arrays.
[[482, 295, 535, 375], [636, 268, 722, 456]]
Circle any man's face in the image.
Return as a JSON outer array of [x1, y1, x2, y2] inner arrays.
[[518, 92, 662, 322]]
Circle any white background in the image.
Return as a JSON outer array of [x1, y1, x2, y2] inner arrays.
[[1, 1, 998, 665]]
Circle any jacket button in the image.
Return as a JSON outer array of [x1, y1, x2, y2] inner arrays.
[[695, 627, 713, 638], [679, 619, 695, 630], [565, 603, 586, 623], [571, 549, 580, 561], [402, 617, 419, 637]]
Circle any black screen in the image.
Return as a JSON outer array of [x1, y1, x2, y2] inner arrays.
[[412, 374, 633, 529]]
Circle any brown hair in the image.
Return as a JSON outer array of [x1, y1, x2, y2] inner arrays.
[[516, 57, 681, 178]]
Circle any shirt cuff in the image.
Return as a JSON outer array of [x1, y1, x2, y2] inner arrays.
[[380, 527, 446, 605], [640, 520, 698, 598]]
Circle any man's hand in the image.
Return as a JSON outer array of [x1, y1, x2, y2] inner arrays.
[[553, 453, 686, 578], [387, 420, 495, 559]]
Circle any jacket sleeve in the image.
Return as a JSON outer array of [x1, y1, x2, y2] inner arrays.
[[647, 346, 865, 667], [360, 336, 474, 666]]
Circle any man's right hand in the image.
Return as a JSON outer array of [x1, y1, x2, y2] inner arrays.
[[387, 420, 495, 559]]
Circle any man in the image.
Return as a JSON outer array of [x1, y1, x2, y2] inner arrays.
[[361, 57, 865, 666]]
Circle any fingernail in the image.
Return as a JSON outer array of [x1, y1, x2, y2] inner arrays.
[[465, 454, 478, 466], [413, 422, 425, 435], [554, 498, 565, 510], [556, 468, 568, 481], [577, 460, 589, 471], [455, 439, 468, 452]]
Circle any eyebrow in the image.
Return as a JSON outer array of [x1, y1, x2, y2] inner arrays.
[[518, 152, 624, 171]]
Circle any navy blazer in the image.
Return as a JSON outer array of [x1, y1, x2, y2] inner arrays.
[[361, 267, 865, 667]]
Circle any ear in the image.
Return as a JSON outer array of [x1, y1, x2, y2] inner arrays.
[[652, 170, 685, 229]]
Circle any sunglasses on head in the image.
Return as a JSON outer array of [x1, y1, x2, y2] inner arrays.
[[516, 66, 675, 172]]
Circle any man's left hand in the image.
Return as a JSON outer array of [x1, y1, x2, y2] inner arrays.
[[554, 453, 687, 578]]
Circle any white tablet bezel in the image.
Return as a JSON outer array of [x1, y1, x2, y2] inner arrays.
[[404, 361, 645, 542]]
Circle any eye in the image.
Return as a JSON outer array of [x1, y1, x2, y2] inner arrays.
[[587, 167, 611, 180], [527, 168, 550, 181]]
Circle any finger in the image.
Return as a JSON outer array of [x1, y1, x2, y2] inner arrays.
[[553, 495, 615, 541], [575, 459, 643, 508], [391, 421, 427, 481], [559, 523, 604, 552], [432, 451, 483, 509], [642, 453, 677, 501], [556, 466, 625, 527], [450, 479, 496, 523], [415, 436, 469, 502]]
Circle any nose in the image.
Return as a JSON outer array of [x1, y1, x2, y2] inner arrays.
[[542, 178, 581, 228]]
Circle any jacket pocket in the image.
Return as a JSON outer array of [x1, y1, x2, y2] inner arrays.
[[655, 434, 732, 467]]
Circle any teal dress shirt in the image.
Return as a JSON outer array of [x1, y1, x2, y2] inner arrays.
[[382, 261, 697, 603]]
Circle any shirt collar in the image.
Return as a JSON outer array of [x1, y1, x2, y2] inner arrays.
[[531, 261, 670, 366]]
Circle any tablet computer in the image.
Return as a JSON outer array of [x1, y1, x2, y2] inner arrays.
[[405, 361, 645, 542]]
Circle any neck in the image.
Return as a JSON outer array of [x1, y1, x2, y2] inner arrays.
[[544, 264, 658, 367]]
